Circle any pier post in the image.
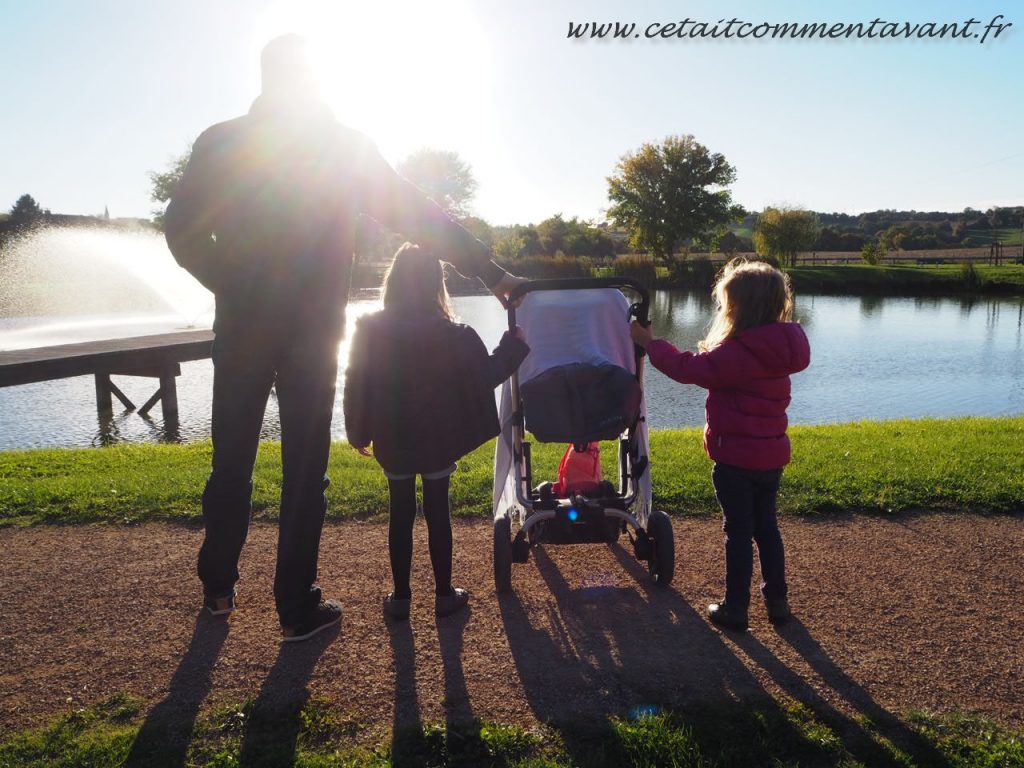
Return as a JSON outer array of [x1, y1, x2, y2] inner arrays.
[[159, 367, 179, 421], [95, 373, 113, 414]]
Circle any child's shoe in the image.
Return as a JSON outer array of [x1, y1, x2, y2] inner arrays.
[[384, 593, 411, 621], [765, 598, 792, 625], [707, 601, 749, 631], [435, 587, 469, 617]]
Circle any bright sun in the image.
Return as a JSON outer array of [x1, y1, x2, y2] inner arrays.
[[253, 1, 492, 160]]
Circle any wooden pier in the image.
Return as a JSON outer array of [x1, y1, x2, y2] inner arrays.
[[0, 330, 214, 421]]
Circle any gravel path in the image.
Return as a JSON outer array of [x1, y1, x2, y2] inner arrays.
[[1, 513, 1021, 744]]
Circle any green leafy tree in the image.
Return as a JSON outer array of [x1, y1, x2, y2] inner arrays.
[[149, 147, 191, 229], [397, 148, 478, 218], [516, 225, 543, 257], [861, 241, 883, 266], [753, 207, 821, 268], [460, 216, 493, 247], [606, 134, 744, 261], [877, 226, 901, 260], [9, 194, 44, 225], [537, 214, 570, 255], [493, 232, 526, 261], [717, 230, 745, 255]]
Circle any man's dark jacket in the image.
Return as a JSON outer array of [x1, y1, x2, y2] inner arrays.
[[344, 310, 529, 475], [164, 96, 504, 340]]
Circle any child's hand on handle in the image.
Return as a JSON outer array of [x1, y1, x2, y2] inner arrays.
[[630, 320, 653, 349], [513, 325, 526, 342]]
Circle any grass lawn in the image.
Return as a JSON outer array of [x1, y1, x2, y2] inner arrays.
[[1, 693, 1021, 768], [0, 417, 1022, 526], [786, 264, 1024, 295], [963, 227, 1023, 246]]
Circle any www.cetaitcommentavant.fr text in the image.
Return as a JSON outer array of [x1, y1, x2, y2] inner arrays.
[[567, 16, 1013, 45]]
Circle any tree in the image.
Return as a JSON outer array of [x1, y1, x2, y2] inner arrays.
[[9, 194, 44, 225], [861, 241, 883, 266], [397, 149, 478, 218], [718, 230, 745, 255], [753, 207, 821, 268], [536, 214, 569, 255], [460, 216, 493, 247], [493, 232, 526, 261], [149, 147, 191, 229], [606, 135, 744, 261]]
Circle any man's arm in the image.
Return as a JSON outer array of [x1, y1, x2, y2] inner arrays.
[[351, 138, 520, 298], [164, 130, 225, 294]]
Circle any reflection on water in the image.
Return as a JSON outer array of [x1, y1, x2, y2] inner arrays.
[[1, 290, 1023, 449]]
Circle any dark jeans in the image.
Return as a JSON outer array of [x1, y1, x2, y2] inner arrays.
[[387, 475, 454, 599], [711, 462, 787, 609], [197, 327, 338, 627]]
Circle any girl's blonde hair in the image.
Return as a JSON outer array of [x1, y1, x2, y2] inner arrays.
[[381, 243, 454, 320], [699, 258, 794, 352]]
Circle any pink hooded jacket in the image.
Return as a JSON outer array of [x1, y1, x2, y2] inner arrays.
[[647, 322, 810, 470]]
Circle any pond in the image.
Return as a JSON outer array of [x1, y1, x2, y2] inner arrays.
[[1, 289, 1022, 450]]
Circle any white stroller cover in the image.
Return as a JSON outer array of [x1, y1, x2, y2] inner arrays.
[[492, 288, 652, 524]]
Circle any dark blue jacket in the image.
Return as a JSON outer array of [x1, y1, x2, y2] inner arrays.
[[344, 309, 529, 475]]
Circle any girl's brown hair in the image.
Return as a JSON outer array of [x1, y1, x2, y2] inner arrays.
[[381, 243, 455, 320], [699, 258, 794, 352]]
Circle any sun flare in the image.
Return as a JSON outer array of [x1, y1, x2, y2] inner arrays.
[[253, 1, 492, 159]]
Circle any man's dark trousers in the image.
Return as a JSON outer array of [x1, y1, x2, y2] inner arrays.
[[197, 323, 339, 628]]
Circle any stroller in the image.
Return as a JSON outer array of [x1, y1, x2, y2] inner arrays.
[[492, 277, 674, 591]]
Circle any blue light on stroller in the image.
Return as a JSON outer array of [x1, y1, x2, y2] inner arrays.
[[567, 507, 579, 522], [628, 704, 662, 720]]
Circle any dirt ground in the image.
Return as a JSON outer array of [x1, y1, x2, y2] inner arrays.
[[0, 513, 1022, 745]]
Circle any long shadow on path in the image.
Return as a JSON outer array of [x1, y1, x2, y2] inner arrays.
[[435, 607, 490, 767], [124, 613, 229, 768], [387, 617, 427, 768], [499, 543, 819, 766], [237, 624, 340, 767], [732, 619, 954, 768]]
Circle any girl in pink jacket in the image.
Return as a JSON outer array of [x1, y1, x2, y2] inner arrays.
[[631, 259, 810, 631]]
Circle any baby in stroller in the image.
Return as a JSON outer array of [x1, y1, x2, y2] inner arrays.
[[492, 278, 674, 590]]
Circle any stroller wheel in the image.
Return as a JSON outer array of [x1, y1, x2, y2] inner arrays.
[[647, 510, 675, 587], [494, 515, 513, 593]]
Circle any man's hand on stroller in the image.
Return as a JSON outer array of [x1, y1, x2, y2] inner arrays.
[[630, 320, 653, 349], [490, 272, 529, 308], [356, 445, 373, 457]]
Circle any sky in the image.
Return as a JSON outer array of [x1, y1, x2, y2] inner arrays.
[[1, 0, 1022, 226]]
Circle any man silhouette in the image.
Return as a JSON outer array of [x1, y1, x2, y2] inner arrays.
[[165, 34, 522, 641]]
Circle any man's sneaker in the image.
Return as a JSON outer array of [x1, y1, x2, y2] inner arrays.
[[435, 587, 469, 617], [766, 598, 792, 625], [203, 590, 236, 616], [281, 599, 343, 643], [708, 601, 749, 632], [384, 593, 411, 621]]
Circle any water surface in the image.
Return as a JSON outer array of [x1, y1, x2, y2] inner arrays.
[[2, 289, 1022, 449]]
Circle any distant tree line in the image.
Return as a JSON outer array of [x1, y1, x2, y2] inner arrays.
[[97, 131, 1004, 270], [0, 193, 152, 251], [740, 206, 1024, 256]]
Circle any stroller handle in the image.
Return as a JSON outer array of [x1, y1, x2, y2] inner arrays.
[[506, 277, 651, 334]]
